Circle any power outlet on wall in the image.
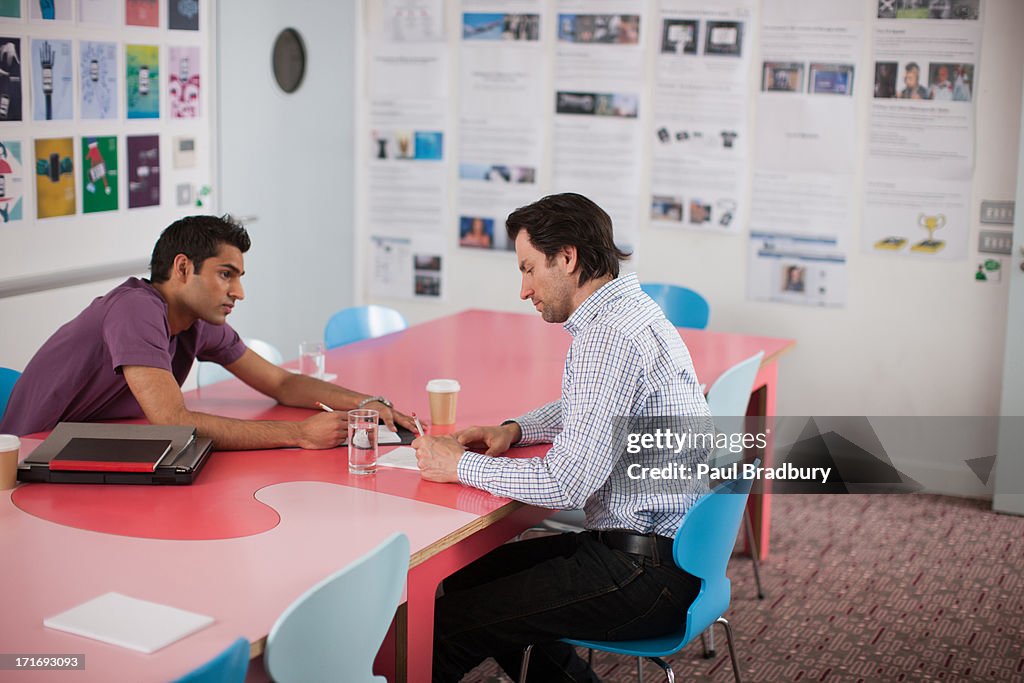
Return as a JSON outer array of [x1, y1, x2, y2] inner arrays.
[[980, 200, 1015, 225]]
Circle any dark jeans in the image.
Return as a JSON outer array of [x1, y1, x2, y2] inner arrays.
[[432, 531, 701, 682]]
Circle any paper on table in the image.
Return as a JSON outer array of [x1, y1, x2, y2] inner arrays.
[[44, 592, 214, 654], [377, 425, 402, 444], [376, 446, 419, 471]]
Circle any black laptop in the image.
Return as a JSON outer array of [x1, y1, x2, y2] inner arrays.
[[18, 422, 214, 485]]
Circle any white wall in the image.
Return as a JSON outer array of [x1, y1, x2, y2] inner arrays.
[[366, 0, 1024, 422]]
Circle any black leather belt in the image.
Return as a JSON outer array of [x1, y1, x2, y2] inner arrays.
[[594, 529, 675, 561]]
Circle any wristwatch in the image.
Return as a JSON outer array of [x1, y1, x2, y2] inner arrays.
[[357, 395, 392, 409]]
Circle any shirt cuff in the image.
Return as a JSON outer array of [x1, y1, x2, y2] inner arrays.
[[457, 450, 494, 488], [511, 416, 548, 445]]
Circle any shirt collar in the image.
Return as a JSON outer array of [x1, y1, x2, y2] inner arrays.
[[564, 272, 640, 337]]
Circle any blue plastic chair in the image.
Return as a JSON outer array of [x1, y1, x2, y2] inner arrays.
[[0, 367, 21, 421], [197, 338, 284, 388], [264, 532, 410, 683], [324, 305, 407, 350], [520, 464, 758, 683], [170, 636, 249, 683], [640, 283, 710, 329]]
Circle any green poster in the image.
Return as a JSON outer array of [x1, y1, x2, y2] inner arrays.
[[0, 0, 20, 18], [81, 136, 118, 213], [126, 44, 159, 119]]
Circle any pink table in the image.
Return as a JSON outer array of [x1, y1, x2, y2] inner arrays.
[[0, 310, 792, 682]]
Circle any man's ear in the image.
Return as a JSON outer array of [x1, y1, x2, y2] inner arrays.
[[561, 245, 579, 275], [172, 253, 193, 282]]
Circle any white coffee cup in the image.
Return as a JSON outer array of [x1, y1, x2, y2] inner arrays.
[[0, 434, 21, 490], [426, 379, 460, 430]]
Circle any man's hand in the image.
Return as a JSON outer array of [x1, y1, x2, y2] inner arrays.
[[454, 423, 521, 456], [363, 401, 417, 434], [412, 435, 464, 483], [297, 411, 348, 450]]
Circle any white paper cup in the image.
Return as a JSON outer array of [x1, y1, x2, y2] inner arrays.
[[0, 434, 21, 490], [426, 379, 460, 429]]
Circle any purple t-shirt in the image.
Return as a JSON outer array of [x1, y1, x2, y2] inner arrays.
[[0, 278, 246, 436]]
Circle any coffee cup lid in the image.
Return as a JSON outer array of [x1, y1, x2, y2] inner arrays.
[[426, 379, 460, 393], [0, 434, 20, 450]]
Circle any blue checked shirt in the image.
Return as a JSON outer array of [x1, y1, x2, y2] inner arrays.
[[458, 273, 712, 536]]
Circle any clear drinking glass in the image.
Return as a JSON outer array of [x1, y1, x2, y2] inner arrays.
[[298, 341, 326, 378], [348, 409, 379, 475]]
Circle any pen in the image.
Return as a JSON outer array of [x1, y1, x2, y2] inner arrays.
[[316, 401, 334, 413], [412, 412, 424, 437]]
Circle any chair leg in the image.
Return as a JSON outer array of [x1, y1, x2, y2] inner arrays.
[[702, 627, 716, 658], [636, 656, 643, 682], [520, 644, 533, 683], [715, 617, 743, 683], [648, 657, 675, 683], [743, 506, 765, 599]]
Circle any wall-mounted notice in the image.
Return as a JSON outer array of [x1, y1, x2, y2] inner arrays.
[[370, 234, 447, 300], [650, 0, 754, 236]]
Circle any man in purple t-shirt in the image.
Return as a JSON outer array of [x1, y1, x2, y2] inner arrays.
[[1, 215, 416, 450]]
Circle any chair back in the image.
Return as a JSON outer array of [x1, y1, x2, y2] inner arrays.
[[674, 462, 757, 645], [706, 351, 764, 418], [171, 636, 249, 683], [0, 367, 21, 420], [324, 305, 407, 350], [197, 338, 283, 388], [265, 532, 410, 683], [640, 283, 710, 329]]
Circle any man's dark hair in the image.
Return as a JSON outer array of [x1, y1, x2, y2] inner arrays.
[[506, 193, 630, 285], [906, 61, 920, 73], [149, 215, 251, 283]]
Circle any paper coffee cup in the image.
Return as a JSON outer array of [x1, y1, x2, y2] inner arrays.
[[0, 434, 21, 490], [426, 379, 460, 427]]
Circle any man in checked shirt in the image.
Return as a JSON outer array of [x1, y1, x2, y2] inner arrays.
[[414, 192, 713, 682]]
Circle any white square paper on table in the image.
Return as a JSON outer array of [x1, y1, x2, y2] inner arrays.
[[44, 592, 215, 654], [377, 446, 419, 470]]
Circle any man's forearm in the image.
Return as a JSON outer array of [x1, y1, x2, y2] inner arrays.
[[154, 408, 304, 450], [273, 373, 368, 411]]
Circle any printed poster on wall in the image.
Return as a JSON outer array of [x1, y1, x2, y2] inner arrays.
[[126, 44, 160, 119], [0, 2, 20, 18], [81, 136, 118, 213], [169, 0, 200, 31], [34, 137, 75, 219], [126, 0, 159, 27], [168, 46, 200, 118], [0, 37, 23, 122], [78, 0, 120, 25], [80, 41, 118, 119], [29, 0, 72, 21], [127, 134, 160, 208], [31, 39, 73, 121], [0, 140, 24, 224]]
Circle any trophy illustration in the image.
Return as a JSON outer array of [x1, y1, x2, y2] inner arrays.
[[911, 213, 946, 253]]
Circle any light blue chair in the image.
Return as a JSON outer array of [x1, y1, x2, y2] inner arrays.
[[640, 283, 710, 329], [324, 305, 407, 350], [0, 367, 21, 420], [264, 532, 410, 683], [520, 464, 759, 683], [171, 636, 249, 683], [197, 338, 284, 388]]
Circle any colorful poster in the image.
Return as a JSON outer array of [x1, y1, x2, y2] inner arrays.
[[79, 41, 118, 119], [127, 134, 160, 208], [29, 0, 72, 21], [168, 46, 200, 118], [31, 39, 73, 121], [34, 137, 75, 219], [0, 1, 20, 18], [169, 0, 199, 30], [81, 136, 118, 213], [0, 140, 25, 223], [126, 44, 159, 119], [126, 0, 159, 27], [0, 37, 23, 122], [78, 0, 120, 24]]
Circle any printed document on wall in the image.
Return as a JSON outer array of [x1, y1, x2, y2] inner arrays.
[[861, 176, 971, 261], [370, 234, 447, 301], [747, 232, 847, 308], [650, 0, 754, 236]]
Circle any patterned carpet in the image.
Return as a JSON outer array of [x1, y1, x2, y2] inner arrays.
[[463, 494, 1024, 682]]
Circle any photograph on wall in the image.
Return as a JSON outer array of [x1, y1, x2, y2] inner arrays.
[[555, 91, 638, 118], [761, 61, 805, 93], [459, 162, 535, 184], [126, 0, 159, 27], [126, 44, 160, 119], [31, 39, 73, 121], [127, 134, 160, 208], [29, 0, 72, 21], [79, 41, 118, 119], [168, 46, 200, 118], [78, 0, 119, 24], [877, 0, 979, 20], [169, 0, 199, 30], [0, 1, 20, 18], [874, 60, 974, 101], [809, 63, 855, 95], [0, 37, 23, 122], [0, 140, 25, 223], [704, 20, 743, 56], [81, 136, 118, 213], [462, 13, 539, 41], [34, 137, 75, 219], [660, 19, 698, 55], [458, 215, 494, 249], [557, 14, 640, 44]]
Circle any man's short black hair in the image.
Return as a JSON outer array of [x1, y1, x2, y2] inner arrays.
[[149, 215, 251, 284], [906, 61, 920, 73], [506, 193, 630, 285]]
